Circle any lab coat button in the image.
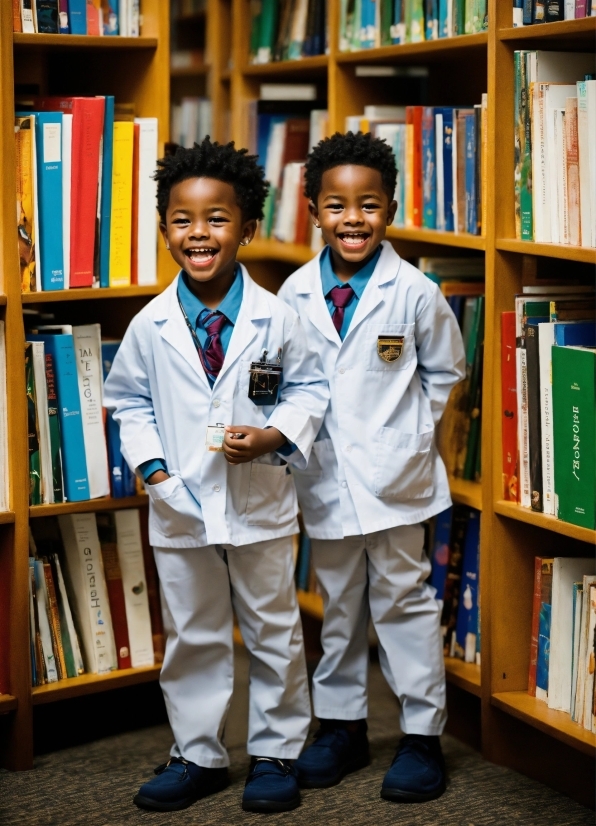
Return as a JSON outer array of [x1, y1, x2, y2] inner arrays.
[[213, 484, 221, 492], [339, 367, 346, 375], [341, 481, 347, 488], [213, 399, 221, 408], [345, 445, 352, 452]]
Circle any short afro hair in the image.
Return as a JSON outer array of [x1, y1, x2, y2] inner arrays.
[[304, 131, 397, 204], [154, 137, 269, 222]]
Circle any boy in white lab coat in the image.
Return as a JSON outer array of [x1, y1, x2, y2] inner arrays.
[[104, 138, 329, 814], [278, 131, 466, 803]]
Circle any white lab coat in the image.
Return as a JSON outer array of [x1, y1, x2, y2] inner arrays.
[[278, 241, 466, 539], [104, 265, 329, 549]]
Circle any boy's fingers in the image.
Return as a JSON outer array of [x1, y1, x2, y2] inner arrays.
[[225, 425, 251, 437]]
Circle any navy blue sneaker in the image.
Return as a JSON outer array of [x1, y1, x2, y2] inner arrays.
[[381, 735, 446, 803], [242, 757, 301, 813], [133, 757, 228, 811], [295, 720, 369, 788]]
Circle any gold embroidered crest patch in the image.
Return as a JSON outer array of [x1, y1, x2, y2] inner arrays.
[[377, 336, 404, 363]]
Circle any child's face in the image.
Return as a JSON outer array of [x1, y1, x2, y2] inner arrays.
[[310, 165, 396, 273], [160, 177, 256, 287]]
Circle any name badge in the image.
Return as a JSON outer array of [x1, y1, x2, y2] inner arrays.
[[206, 423, 226, 451], [377, 335, 404, 363], [249, 348, 282, 406]]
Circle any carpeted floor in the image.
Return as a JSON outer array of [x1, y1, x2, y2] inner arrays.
[[1, 648, 592, 826]]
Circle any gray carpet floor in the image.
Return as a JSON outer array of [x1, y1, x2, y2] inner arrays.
[[0, 648, 593, 826]]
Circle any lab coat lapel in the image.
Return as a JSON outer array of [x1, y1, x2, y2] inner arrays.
[[296, 255, 340, 346], [343, 242, 401, 342], [156, 276, 210, 388]]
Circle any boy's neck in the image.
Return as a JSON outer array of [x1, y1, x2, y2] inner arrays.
[[329, 245, 381, 283], [183, 262, 237, 309]]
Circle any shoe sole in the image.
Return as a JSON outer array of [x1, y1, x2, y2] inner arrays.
[[242, 795, 301, 813], [133, 778, 229, 811], [298, 753, 370, 789], [380, 782, 446, 803]]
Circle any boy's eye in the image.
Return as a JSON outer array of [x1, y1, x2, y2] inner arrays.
[[363, 202, 381, 210], [209, 216, 228, 224], [326, 203, 344, 211], [172, 218, 190, 225]]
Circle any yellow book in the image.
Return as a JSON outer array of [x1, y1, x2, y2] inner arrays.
[[15, 116, 37, 293], [405, 122, 414, 229], [109, 121, 134, 288]]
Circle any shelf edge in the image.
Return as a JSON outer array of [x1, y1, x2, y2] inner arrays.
[[494, 500, 595, 544]]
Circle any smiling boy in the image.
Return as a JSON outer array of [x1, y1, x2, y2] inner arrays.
[[104, 139, 329, 813], [278, 132, 466, 803]]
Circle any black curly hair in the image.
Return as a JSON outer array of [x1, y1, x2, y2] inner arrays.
[[154, 137, 269, 222], [304, 131, 397, 204]]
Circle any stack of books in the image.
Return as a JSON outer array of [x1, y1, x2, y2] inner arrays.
[[348, 97, 488, 236], [28, 510, 164, 687], [340, 0, 487, 50], [513, 0, 595, 27], [14, 0, 141, 36], [249, 0, 326, 63], [15, 98, 158, 293], [529, 557, 596, 733], [514, 52, 595, 247], [25, 321, 136, 506], [501, 287, 595, 527]]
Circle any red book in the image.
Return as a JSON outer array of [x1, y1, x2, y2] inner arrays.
[[87, 0, 101, 34], [282, 119, 310, 166], [97, 513, 132, 670], [140, 513, 165, 664], [406, 106, 423, 228], [130, 122, 141, 285], [34, 97, 105, 287], [294, 165, 310, 247], [501, 312, 518, 502]]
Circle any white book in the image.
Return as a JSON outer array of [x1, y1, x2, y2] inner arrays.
[[554, 109, 568, 244], [58, 513, 117, 674], [583, 583, 596, 729], [129, 0, 140, 36], [435, 113, 445, 232], [274, 163, 301, 243], [72, 324, 110, 499], [119, 0, 129, 35], [264, 121, 287, 192], [548, 558, 596, 713], [574, 574, 596, 724], [537, 323, 555, 515], [170, 103, 182, 147], [577, 82, 592, 248], [30, 342, 54, 505], [364, 105, 406, 120], [198, 99, 212, 142], [33, 560, 58, 683], [538, 85, 576, 243], [260, 84, 317, 101], [114, 510, 154, 668], [571, 584, 584, 721], [0, 322, 8, 512], [532, 51, 594, 84], [61, 114, 72, 290], [21, 0, 35, 32], [309, 110, 328, 151], [134, 118, 158, 287], [564, 0, 575, 17], [345, 115, 361, 133], [585, 80, 596, 247], [53, 553, 84, 676]]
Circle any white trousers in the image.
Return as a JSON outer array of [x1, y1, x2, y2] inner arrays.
[[153, 537, 311, 768], [311, 524, 446, 736]]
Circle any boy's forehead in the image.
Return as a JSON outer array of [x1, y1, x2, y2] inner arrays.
[[168, 176, 239, 209], [320, 164, 384, 191]]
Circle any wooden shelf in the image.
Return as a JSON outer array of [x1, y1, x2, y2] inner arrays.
[[496, 238, 596, 264], [499, 17, 596, 43], [172, 11, 206, 22], [297, 589, 324, 620], [30, 494, 148, 519], [492, 692, 596, 757], [494, 500, 595, 545], [242, 54, 328, 76], [238, 239, 316, 266], [0, 295, 6, 306], [336, 32, 488, 65], [13, 33, 158, 49], [0, 511, 15, 525], [21, 285, 162, 303], [449, 477, 482, 511], [170, 65, 210, 77], [0, 695, 18, 714], [32, 664, 161, 705], [445, 657, 481, 697], [387, 226, 486, 251]]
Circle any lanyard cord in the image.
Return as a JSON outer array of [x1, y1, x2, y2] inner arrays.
[[177, 292, 213, 376]]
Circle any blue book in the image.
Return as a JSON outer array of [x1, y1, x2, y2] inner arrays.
[[103, 0, 119, 34], [536, 602, 551, 696], [438, 0, 449, 36], [19, 112, 65, 291], [422, 107, 436, 229], [101, 342, 136, 498], [439, 108, 454, 232], [391, 0, 403, 43], [553, 321, 596, 348], [296, 533, 312, 592], [67, 0, 87, 34], [360, 0, 376, 47], [392, 126, 405, 227], [465, 113, 477, 235], [425, 0, 438, 38], [99, 97, 115, 288], [429, 507, 453, 600], [454, 508, 480, 662], [27, 334, 89, 502]]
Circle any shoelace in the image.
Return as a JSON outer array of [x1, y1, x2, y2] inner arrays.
[[154, 756, 193, 782], [245, 757, 294, 786]]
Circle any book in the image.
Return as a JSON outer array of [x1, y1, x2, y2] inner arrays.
[[429, 506, 453, 600], [525, 323, 543, 511], [536, 558, 554, 702], [61, 113, 72, 289], [440, 505, 470, 655], [101, 341, 137, 499], [36, 0, 59, 32], [15, 115, 38, 293], [25, 343, 42, 507], [422, 107, 436, 229], [571, 581, 584, 721], [20, 0, 35, 32], [42, 560, 67, 680], [576, 80, 596, 249], [33, 559, 59, 683], [453, 508, 480, 663], [501, 312, 518, 502], [133, 118, 158, 287], [98, 96, 115, 289], [529, 557, 552, 696], [43, 349, 64, 505], [564, 96, 581, 246], [96, 512, 132, 670], [29, 341, 54, 506], [51, 553, 84, 677], [574, 574, 596, 724], [68, 0, 87, 33], [109, 121, 135, 288]]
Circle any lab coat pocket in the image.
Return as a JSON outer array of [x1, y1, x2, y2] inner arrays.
[[146, 474, 203, 541], [373, 427, 434, 500], [292, 438, 337, 512], [365, 323, 415, 372], [246, 462, 297, 527]]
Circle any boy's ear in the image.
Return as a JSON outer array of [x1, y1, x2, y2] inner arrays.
[[386, 200, 398, 226], [241, 218, 258, 245], [308, 200, 321, 228], [159, 222, 169, 248]]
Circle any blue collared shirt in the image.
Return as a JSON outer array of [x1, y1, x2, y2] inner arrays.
[[320, 244, 382, 340]]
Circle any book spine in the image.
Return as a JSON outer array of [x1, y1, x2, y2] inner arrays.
[[43, 561, 67, 680], [465, 112, 477, 234], [44, 352, 64, 504], [15, 117, 37, 293], [565, 97, 581, 247], [61, 114, 72, 289], [422, 107, 436, 229], [453, 508, 480, 663], [36, 0, 59, 32], [576, 82, 592, 249], [545, 0, 564, 17], [30, 342, 53, 505], [456, 113, 467, 234], [429, 506, 453, 600], [537, 324, 555, 515], [559, 110, 569, 244], [25, 343, 42, 506], [20, 0, 36, 32], [109, 121, 134, 287], [412, 106, 423, 227], [58, 0, 70, 31], [528, 556, 543, 695], [435, 113, 445, 230], [440, 505, 470, 655], [525, 324, 543, 512], [516, 330, 531, 508], [135, 119, 159, 286], [99, 97, 115, 288], [33, 559, 58, 682], [536, 559, 554, 702], [442, 109, 454, 231], [68, 0, 87, 33], [405, 113, 414, 227], [51, 554, 82, 678], [13, 0, 23, 31], [33, 112, 64, 291], [97, 514, 132, 670]]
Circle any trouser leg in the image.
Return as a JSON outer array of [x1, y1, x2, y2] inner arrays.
[[310, 536, 370, 721], [153, 544, 234, 768], [226, 536, 311, 759]]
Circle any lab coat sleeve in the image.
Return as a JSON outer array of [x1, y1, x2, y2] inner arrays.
[[415, 284, 466, 426], [103, 318, 167, 472], [265, 314, 329, 471]]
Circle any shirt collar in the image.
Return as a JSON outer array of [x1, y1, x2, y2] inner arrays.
[[320, 244, 382, 299], [177, 264, 243, 326]]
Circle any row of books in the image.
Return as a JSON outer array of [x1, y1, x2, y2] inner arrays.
[[501, 287, 595, 528], [26, 322, 136, 506], [15, 98, 158, 293], [347, 98, 488, 235], [429, 506, 481, 663], [421, 257, 485, 482], [514, 51, 595, 248], [513, 0, 596, 26], [249, 0, 326, 64], [14, 0, 140, 36], [170, 98, 213, 150], [529, 557, 595, 733], [340, 0, 487, 51], [29, 510, 163, 686], [0, 323, 8, 513]]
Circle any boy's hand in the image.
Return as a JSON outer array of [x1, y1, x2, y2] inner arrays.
[[146, 469, 170, 485], [223, 426, 286, 465]]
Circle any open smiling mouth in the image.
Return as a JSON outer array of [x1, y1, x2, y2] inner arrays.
[[338, 232, 370, 249], [184, 247, 219, 266]]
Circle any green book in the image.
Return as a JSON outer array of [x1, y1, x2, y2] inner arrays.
[[249, 0, 263, 62], [552, 346, 596, 530], [409, 0, 425, 43], [25, 343, 42, 506], [44, 351, 64, 504], [380, 0, 393, 46], [257, 0, 279, 63], [520, 51, 534, 240], [463, 297, 485, 480], [350, 0, 362, 49], [453, 0, 465, 35]]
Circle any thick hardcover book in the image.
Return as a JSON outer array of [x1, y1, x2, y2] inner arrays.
[[139, 513, 164, 663], [15, 116, 38, 293], [25, 343, 42, 506], [422, 107, 436, 229], [44, 352, 64, 504], [31, 112, 64, 290], [429, 506, 453, 601], [465, 111, 477, 235], [101, 340, 137, 498], [29, 342, 53, 505], [525, 323, 543, 512], [68, 0, 87, 33], [501, 312, 518, 501], [36, 0, 59, 32], [43, 561, 67, 680], [564, 97, 581, 247], [109, 121, 134, 287], [27, 333, 90, 502], [134, 118, 159, 287], [410, 106, 423, 227], [454, 508, 480, 663], [462, 297, 485, 480], [440, 505, 470, 655], [98, 96, 115, 288], [552, 345, 596, 529], [96, 512, 132, 670]]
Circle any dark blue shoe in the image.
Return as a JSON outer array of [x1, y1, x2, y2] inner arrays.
[[242, 757, 301, 813], [381, 735, 446, 803], [295, 720, 369, 788], [133, 756, 228, 811]]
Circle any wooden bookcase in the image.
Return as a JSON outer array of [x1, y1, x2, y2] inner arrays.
[[0, 0, 594, 807]]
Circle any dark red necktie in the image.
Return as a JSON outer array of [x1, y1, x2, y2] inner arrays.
[[328, 284, 355, 335], [198, 310, 227, 382]]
